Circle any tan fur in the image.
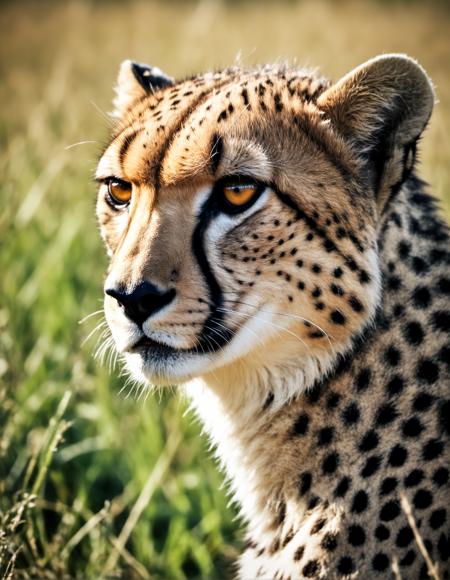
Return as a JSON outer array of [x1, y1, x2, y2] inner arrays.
[[96, 55, 449, 578]]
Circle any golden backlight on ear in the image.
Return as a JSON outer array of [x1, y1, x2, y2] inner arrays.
[[223, 183, 258, 206], [107, 179, 132, 205]]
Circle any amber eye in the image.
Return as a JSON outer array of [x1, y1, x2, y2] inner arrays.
[[222, 183, 259, 207], [106, 178, 132, 206]]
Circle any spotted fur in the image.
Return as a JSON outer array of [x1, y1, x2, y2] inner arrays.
[[96, 55, 449, 578]]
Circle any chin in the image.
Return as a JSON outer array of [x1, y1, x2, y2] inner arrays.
[[124, 343, 215, 386]]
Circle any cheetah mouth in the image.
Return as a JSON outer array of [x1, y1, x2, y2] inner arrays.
[[130, 336, 181, 355]]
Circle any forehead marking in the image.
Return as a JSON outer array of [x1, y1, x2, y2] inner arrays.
[[154, 78, 236, 190]]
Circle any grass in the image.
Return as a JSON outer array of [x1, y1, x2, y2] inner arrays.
[[0, 0, 449, 578]]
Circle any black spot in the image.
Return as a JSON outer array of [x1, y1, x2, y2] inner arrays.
[[217, 110, 227, 122], [297, 281, 305, 291], [311, 518, 326, 535], [439, 400, 450, 436], [398, 240, 411, 259], [330, 283, 344, 296], [317, 427, 334, 447], [430, 509, 447, 529], [387, 276, 402, 292], [321, 532, 338, 551], [359, 430, 379, 452], [333, 267, 343, 278], [348, 524, 365, 546], [334, 476, 351, 498], [324, 240, 336, 252], [326, 392, 341, 409], [380, 477, 398, 496], [361, 455, 381, 478], [342, 402, 360, 425], [423, 438, 444, 461], [438, 533, 449, 561], [380, 500, 400, 521], [375, 525, 390, 541], [384, 345, 401, 366], [413, 488, 433, 510], [388, 444, 408, 467], [411, 286, 432, 309], [298, 472, 312, 496], [393, 303, 405, 317], [302, 560, 320, 577], [345, 255, 358, 271], [411, 256, 429, 275], [322, 452, 339, 475], [281, 528, 294, 548], [274, 93, 283, 113], [386, 375, 404, 397], [396, 526, 414, 547], [439, 346, 450, 370], [337, 556, 355, 574], [402, 417, 424, 438], [351, 490, 369, 513], [263, 391, 274, 409], [292, 413, 309, 436], [355, 368, 371, 392], [404, 469, 424, 487], [294, 545, 305, 561], [413, 392, 434, 412], [328, 299, 342, 316], [348, 296, 364, 312], [307, 495, 320, 510], [311, 287, 322, 298], [400, 550, 416, 567], [437, 276, 450, 294], [403, 321, 424, 345], [433, 310, 450, 332], [372, 553, 389, 572], [376, 402, 398, 426], [359, 270, 370, 284], [311, 263, 321, 273]]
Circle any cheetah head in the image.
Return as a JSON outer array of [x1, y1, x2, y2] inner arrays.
[[96, 55, 433, 388]]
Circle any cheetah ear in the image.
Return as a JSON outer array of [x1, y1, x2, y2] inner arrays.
[[112, 60, 173, 118], [317, 54, 435, 197]]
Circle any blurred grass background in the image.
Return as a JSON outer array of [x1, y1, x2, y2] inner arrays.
[[0, 0, 449, 578]]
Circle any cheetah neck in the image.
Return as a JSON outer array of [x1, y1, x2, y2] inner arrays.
[[184, 344, 341, 526]]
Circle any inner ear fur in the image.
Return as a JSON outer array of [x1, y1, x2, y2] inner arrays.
[[112, 60, 173, 118], [317, 54, 435, 203]]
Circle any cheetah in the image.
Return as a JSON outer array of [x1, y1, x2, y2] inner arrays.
[[96, 55, 449, 578]]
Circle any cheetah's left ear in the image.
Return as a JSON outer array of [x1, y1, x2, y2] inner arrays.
[[112, 60, 173, 118], [317, 54, 435, 200]]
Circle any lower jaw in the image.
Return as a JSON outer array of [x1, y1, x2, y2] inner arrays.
[[124, 347, 206, 386]]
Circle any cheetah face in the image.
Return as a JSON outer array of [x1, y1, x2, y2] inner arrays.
[[97, 57, 432, 386]]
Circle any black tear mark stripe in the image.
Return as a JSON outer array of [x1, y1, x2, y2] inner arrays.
[[191, 195, 234, 353], [272, 184, 371, 281]]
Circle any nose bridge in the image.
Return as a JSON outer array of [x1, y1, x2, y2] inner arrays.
[[108, 194, 189, 289]]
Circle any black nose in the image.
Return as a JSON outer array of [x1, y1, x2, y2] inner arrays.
[[105, 282, 176, 325]]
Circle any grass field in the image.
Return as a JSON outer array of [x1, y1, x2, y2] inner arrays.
[[0, 1, 449, 578]]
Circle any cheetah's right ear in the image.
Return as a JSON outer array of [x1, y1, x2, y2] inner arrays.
[[317, 55, 435, 199], [112, 60, 173, 118]]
